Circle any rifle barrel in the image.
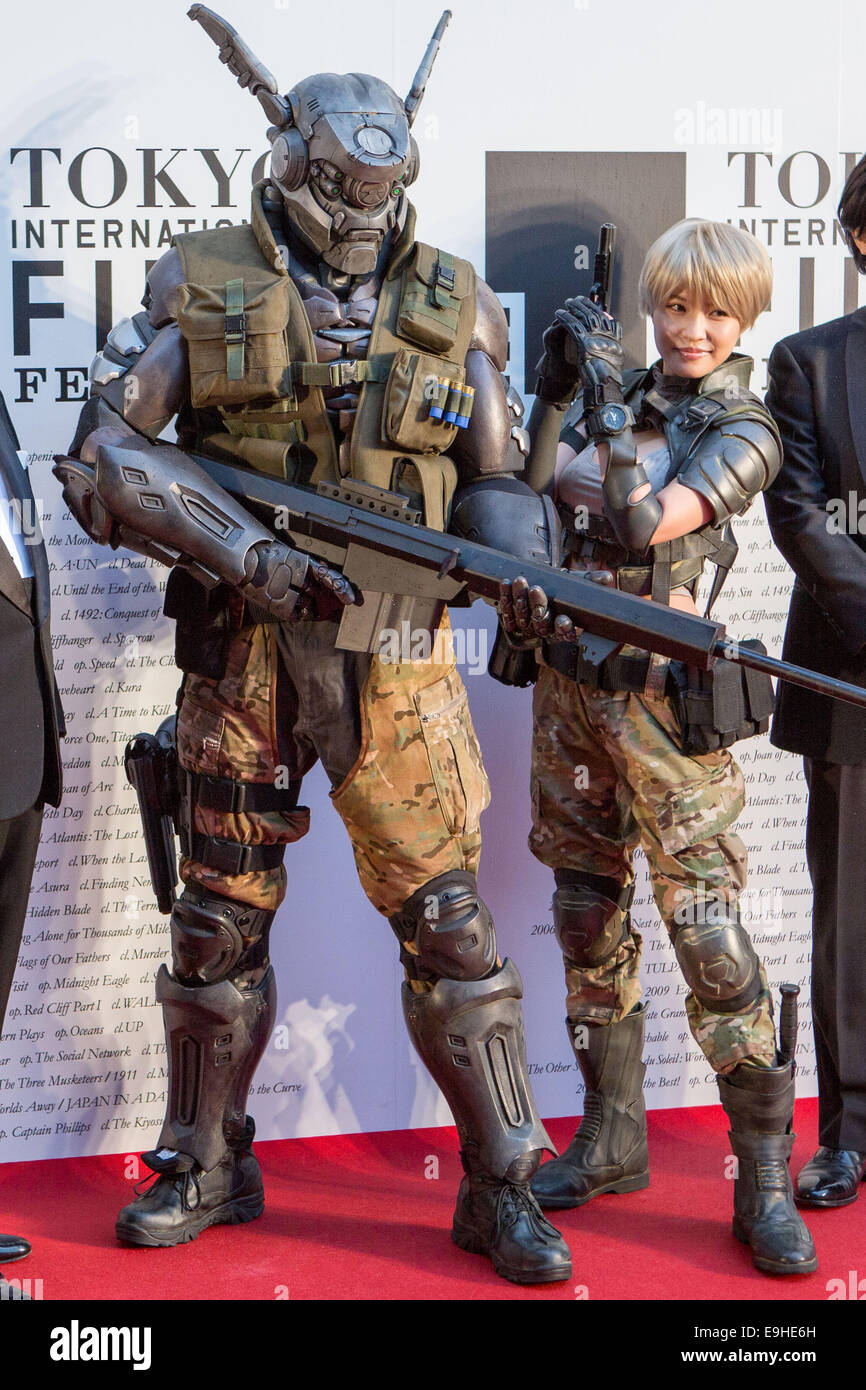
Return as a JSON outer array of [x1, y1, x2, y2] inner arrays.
[[715, 639, 866, 711]]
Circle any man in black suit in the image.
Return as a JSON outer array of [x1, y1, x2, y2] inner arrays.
[[0, 391, 64, 1298], [764, 154, 866, 1209]]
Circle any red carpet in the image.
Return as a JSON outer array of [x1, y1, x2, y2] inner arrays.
[[1, 1099, 862, 1301]]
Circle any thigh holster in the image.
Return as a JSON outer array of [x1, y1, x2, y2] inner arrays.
[[176, 765, 301, 876], [552, 873, 634, 968], [402, 957, 554, 1181], [155, 962, 276, 1172], [672, 916, 762, 1014], [389, 870, 496, 984]]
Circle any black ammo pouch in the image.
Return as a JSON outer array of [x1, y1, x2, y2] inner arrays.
[[488, 623, 539, 688], [667, 640, 775, 755], [164, 568, 234, 681]]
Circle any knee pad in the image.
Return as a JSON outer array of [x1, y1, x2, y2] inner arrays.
[[170, 888, 274, 986], [552, 872, 634, 968], [389, 870, 496, 983], [673, 917, 761, 1014]]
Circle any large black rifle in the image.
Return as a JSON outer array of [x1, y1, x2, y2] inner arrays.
[[191, 453, 866, 713]]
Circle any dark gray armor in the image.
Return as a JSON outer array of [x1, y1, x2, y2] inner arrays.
[[59, 7, 569, 1284]]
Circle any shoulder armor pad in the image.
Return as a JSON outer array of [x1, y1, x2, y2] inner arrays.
[[90, 313, 156, 388], [143, 247, 184, 328], [470, 278, 508, 372], [678, 412, 783, 524]]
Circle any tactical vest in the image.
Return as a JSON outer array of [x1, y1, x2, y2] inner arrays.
[[172, 183, 477, 531], [560, 355, 773, 610]]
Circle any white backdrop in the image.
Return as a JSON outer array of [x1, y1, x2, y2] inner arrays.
[[1, 0, 863, 1163]]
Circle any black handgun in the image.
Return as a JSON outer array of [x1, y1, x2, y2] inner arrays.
[[589, 222, 617, 314]]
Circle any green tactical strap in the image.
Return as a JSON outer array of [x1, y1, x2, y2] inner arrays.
[[430, 250, 456, 309], [224, 278, 246, 381], [290, 360, 390, 387]]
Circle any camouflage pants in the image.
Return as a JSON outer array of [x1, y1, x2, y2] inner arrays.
[[529, 660, 776, 1073], [175, 610, 490, 920]]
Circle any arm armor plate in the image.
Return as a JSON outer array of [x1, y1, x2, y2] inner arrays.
[[53, 439, 321, 619], [678, 412, 783, 525]]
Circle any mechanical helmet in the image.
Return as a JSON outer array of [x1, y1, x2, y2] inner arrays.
[[189, 5, 450, 274]]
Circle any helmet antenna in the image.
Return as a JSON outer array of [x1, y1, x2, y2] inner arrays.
[[404, 11, 452, 127], [188, 5, 292, 128]]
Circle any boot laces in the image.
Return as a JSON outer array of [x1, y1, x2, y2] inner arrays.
[[496, 1180, 553, 1237], [133, 1166, 203, 1211]]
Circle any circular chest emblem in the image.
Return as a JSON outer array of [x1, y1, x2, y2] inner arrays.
[[356, 125, 393, 156]]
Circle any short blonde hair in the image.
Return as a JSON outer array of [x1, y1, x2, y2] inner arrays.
[[638, 219, 772, 330]]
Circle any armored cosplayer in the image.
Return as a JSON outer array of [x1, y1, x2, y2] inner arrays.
[[498, 219, 818, 1274], [54, 7, 571, 1284]]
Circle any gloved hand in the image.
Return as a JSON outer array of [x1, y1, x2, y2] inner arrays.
[[240, 540, 359, 622], [497, 576, 586, 647], [535, 296, 625, 407]]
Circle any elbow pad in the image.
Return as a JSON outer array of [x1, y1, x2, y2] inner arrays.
[[449, 477, 561, 566]]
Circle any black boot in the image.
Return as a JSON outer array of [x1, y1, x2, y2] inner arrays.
[[531, 1005, 650, 1209], [116, 1129, 264, 1248], [452, 1155, 573, 1284], [718, 1060, 817, 1275], [116, 949, 276, 1247], [0, 1234, 30, 1263]]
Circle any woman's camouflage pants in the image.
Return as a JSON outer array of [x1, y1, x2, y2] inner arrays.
[[529, 660, 777, 1074], [175, 610, 490, 920]]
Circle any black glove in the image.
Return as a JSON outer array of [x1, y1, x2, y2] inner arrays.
[[497, 577, 555, 648], [549, 301, 661, 554], [535, 296, 625, 409], [497, 576, 613, 647]]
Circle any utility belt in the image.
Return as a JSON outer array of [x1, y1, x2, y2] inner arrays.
[[542, 639, 668, 695], [541, 637, 775, 755], [562, 512, 738, 606], [125, 719, 304, 910], [563, 518, 703, 596]]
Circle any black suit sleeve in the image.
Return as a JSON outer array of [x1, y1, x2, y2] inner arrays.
[[764, 338, 866, 654]]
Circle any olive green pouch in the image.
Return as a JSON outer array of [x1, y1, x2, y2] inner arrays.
[[397, 245, 475, 354], [383, 347, 464, 454], [175, 276, 292, 409]]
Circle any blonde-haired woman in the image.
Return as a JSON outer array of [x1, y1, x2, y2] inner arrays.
[[500, 218, 817, 1275]]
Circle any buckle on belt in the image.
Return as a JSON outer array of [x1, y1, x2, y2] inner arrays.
[[433, 259, 455, 291], [329, 360, 360, 387]]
